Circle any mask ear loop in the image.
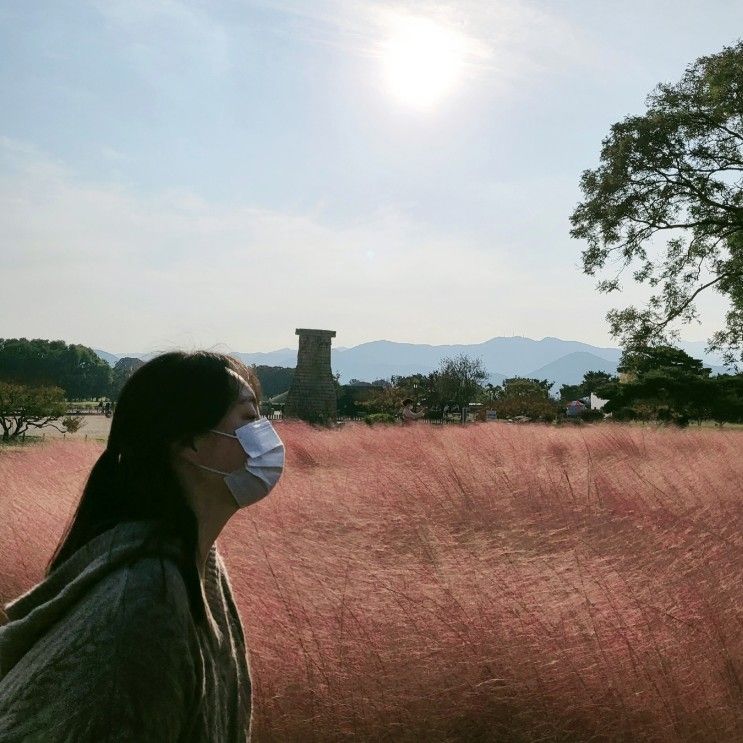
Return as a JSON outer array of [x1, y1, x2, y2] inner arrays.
[[186, 430, 237, 476], [195, 462, 231, 476]]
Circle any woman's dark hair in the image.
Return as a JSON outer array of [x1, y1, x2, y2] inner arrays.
[[402, 398, 414, 406], [46, 350, 261, 626]]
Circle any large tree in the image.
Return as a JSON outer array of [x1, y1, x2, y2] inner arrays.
[[494, 377, 554, 399], [619, 345, 711, 379], [570, 41, 743, 365], [435, 355, 489, 412], [0, 382, 79, 441], [600, 346, 713, 424]]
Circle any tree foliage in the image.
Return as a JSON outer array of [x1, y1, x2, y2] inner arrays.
[[570, 41, 743, 365], [352, 355, 490, 419], [253, 365, 295, 400], [0, 382, 72, 440], [599, 345, 717, 424], [337, 381, 390, 417], [355, 386, 403, 417], [390, 372, 439, 407], [707, 373, 743, 424], [619, 345, 711, 378], [493, 377, 554, 400], [436, 355, 489, 410], [0, 338, 112, 399], [488, 377, 558, 421], [560, 371, 617, 401]]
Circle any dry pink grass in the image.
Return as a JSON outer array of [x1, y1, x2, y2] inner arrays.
[[1, 422, 742, 741]]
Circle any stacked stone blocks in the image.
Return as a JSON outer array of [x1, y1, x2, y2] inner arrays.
[[284, 328, 337, 423]]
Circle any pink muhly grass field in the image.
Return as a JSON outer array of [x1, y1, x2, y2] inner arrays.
[[1, 422, 742, 741]]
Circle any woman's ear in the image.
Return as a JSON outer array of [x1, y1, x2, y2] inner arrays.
[[171, 436, 199, 465]]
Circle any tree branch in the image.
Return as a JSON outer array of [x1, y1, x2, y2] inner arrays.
[[648, 165, 738, 215], [654, 271, 741, 329]]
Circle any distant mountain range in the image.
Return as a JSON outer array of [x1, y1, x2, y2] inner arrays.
[[95, 336, 732, 393]]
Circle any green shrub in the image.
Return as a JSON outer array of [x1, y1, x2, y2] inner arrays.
[[365, 413, 398, 426]]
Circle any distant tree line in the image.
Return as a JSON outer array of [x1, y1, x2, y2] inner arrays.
[[0, 341, 298, 399], [2, 338, 742, 439], [0, 338, 111, 400], [0, 339, 300, 440], [339, 347, 743, 427], [338, 356, 569, 423]]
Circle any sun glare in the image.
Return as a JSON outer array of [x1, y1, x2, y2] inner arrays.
[[380, 15, 466, 109]]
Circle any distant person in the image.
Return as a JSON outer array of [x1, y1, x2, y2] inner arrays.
[[401, 398, 426, 425], [104, 401, 112, 417], [97, 400, 103, 414], [0, 351, 285, 742]]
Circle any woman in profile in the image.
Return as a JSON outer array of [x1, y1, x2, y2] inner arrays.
[[0, 351, 285, 742]]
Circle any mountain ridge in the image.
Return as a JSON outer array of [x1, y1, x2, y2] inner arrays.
[[94, 335, 730, 391]]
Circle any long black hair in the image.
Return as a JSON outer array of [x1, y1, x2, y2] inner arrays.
[[46, 350, 261, 626]]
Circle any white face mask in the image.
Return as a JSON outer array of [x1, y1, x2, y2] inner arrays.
[[195, 417, 285, 508]]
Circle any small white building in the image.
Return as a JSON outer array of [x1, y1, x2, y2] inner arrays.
[[590, 392, 609, 411]]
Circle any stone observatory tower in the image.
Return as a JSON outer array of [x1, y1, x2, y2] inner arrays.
[[284, 328, 337, 423]]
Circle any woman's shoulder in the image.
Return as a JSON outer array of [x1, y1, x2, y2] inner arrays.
[[42, 551, 197, 653], [0, 555, 200, 743], [102, 554, 194, 631], [2, 555, 199, 695]]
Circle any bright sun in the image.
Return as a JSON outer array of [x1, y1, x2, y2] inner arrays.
[[380, 15, 466, 109]]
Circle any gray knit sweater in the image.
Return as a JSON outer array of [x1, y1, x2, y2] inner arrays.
[[0, 520, 252, 742]]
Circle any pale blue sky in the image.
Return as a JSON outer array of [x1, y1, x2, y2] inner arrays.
[[2, 1, 741, 355]]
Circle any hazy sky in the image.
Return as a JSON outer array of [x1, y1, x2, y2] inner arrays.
[[2, 1, 741, 354]]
